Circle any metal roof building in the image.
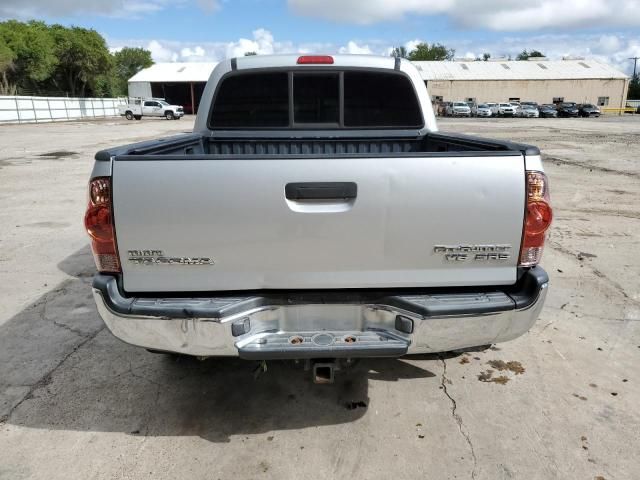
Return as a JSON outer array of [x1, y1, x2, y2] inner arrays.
[[412, 58, 629, 109], [128, 58, 630, 114], [413, 59, 628, 81], [128, 62, 217, 114]]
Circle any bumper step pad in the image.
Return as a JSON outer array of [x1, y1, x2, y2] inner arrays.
[[237, 330, 409, 360]]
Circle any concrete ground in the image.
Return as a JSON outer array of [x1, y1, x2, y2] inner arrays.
[[1, 115, 638, 480]]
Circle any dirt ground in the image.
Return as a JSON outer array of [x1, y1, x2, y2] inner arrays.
[[0, 115, 638, 480]]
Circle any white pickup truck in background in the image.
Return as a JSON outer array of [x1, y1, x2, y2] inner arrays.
[[86, 55, 552, 382], [118, 97, 184, 120]]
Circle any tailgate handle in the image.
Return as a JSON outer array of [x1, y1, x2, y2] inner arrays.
[[285, 182, 357, 201]]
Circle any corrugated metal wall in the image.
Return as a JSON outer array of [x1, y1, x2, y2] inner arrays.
[[427, 79, 629, 108], [0, 96, 127, 124]]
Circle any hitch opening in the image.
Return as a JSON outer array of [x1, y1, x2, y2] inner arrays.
[[313, 361, 336, 384]]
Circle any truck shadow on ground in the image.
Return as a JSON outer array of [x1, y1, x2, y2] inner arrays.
[[0, 246, 439, 443]]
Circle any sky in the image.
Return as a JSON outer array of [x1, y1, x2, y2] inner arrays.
[[1, 0, 639, 75]]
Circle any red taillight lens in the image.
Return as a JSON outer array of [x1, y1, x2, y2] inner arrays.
[[84, 177, 120, 273], [297, 55, 334, 64], [519, 171, 553, 266]]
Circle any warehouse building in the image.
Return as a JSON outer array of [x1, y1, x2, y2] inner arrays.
[[128, 57, 629, 113], [128, 62, 214, 114], [413, 58, 629, 109]]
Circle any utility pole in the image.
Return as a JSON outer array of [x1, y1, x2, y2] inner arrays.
[[630, 57, 639, 79]]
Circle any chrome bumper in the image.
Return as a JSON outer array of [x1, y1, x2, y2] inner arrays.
[[92, 268, 548, 359]]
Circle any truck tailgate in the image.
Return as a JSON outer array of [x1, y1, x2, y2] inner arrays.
[[112, 155, 525, 292]]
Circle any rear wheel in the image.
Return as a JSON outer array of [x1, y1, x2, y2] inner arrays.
[[165, 111, 175, 120], [125, 111, 134, 120]]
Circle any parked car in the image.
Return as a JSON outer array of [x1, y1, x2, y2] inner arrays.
[[498, 103, 517, 116], [86, 54, 552, 381], [485, 102, 499, 115], [446, 101, 472, 117], [517, 104, 540, 118], [521, 101, 539, 108], [539, 105, 558, 118], [119, 97, 185, 120], [437, 102, 451, 116], [472, 103, 493, 117], [578, 104, 601, 117], [557, 102, 580, 117]]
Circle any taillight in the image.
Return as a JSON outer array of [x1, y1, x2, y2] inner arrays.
[[84, 177, 121, 273], [519, 171, 553, 266], [297, 55, 334, 64]]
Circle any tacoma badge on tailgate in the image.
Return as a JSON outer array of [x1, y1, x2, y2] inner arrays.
[[127, 250, 214, 266]]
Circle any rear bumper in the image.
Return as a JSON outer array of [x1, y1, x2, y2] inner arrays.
[[92, 267, 548, 359]]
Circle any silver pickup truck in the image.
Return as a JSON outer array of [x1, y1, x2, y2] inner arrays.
[[86, 55, 552, 377]]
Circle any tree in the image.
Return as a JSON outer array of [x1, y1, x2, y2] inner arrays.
[[111, 47, 153, 95], [390, 46, 408, 59], [0, 20, 157, 97], [0, 41, 16, 94], [244, 51, 257, 56], [516, 49, 545, 61], [407, 42, 455, 61], [629, 75, 640, 100], [482, 52, 491, 61], [48, 25, 113, 96], [0, 20, 57, 93]]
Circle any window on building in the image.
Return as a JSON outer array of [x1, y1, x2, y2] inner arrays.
[[509, 97, 520, 102], [553, 97, 565, 103], [432, 95, 443, 102], [597, 96, 609, 106]]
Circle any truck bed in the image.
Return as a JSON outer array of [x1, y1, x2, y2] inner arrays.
[[96, 132, 539, 160]]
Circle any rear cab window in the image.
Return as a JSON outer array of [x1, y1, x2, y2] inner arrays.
[[209, 69, 423, 129]]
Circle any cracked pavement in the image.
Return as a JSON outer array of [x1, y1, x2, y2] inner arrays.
[[1, 116, 639, 480]]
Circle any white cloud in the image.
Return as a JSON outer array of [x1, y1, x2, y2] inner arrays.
[[110, 29, 640, 76], [0, 0, 217, 18], [110, 29, 372, 63], [196, 0, 220, 13], [147, 39, 179, 62], [288, 0, 640, 30], [338, 41, 373, 55], [180, 46, 206, 59], [288, 0, 453, 25], [450, 33, 640, 73]]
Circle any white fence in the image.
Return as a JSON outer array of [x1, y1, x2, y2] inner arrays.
[[0, 96, 127, 124]]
